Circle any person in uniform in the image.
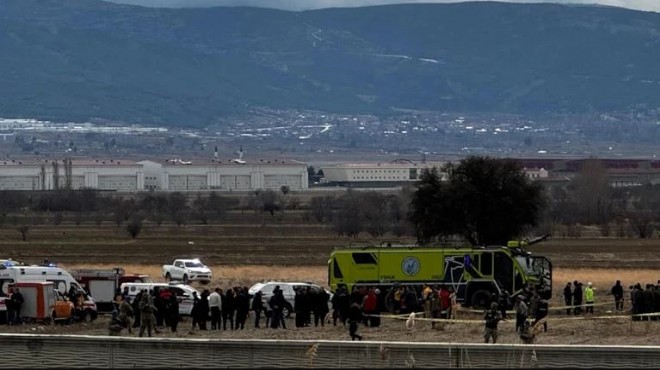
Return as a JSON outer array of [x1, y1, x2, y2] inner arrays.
[[484, 302, 503, 343], [139, 290, 156, 337]]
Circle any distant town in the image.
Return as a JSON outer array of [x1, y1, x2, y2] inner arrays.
[[2, 109, 659, 165]]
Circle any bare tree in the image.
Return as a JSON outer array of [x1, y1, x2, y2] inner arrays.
[[126, 214, 144, 239], [309, 196, 334, 223], [168, 192, 189, 227], [280, 185, 290, 212], [569, 158, 613, 225], [333, 189, 363, 238], [16, 225, 30, 241]]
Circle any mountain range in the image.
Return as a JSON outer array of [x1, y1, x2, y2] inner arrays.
[[1, 0, 660, 127]]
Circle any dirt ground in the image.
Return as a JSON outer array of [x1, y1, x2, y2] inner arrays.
[[3, 300, 659, 346], [3, 220, 660, 345]]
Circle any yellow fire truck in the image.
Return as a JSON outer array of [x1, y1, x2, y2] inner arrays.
[[328, 237, 552, 310]]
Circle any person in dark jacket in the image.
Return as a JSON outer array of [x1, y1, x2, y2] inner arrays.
[[222, 288, 235, 330], [572, 281, 583, 315], [167, 289, 180, 333], [347, 302, 363, 341], [190, 291, 200, 329], [132, 290, 143, 329], [611, 280, 624, 311], [196, 290, 210, 330], [484, 302, 502, 343], [563, 282, 573, 315], [234, 287, 250, 330], [252, 291, 264, 328], [533, 298, 549, 332], [269, 287, 286, 329], [314, 288, 330, 327], [10, 288, 24, 325]]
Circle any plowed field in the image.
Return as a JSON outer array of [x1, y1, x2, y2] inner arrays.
[[2, 217, 660, 345]]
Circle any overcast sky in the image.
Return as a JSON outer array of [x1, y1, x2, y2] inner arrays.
[[102, 0, 660, 12]]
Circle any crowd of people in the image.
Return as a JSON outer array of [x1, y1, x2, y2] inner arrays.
[[81, 279, 660, 341]]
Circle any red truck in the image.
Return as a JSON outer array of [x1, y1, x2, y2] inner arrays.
[[71, 267, 151, 313]]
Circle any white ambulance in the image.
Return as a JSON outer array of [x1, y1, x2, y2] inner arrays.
[[0, 265, 98, 321]]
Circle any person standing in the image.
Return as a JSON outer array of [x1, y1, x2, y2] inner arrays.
[[484, 302, 503, 343], [611, 280, 624, 311], [573, 281, 583, 315], [222, 288, 235, 331], [209, 288, 222, 330], [190, 291, 200, 330], [234, 287, 250, 330], [197, 289, 210, 330], [6, 288, 16, 326], [118, 295, 134, 334], [362, 288, 377, 327], [439, 286, 451, 319], [498, 290, 511, 320], [269, 286, 286, 329], [10, 288, 24, 325], [514, 296, 528, 334], [448, 287, 457, 320], [167, 290, 180, 333], [252, 291, 264, 328], [347, 302, 363, 341], [533, 298, 549, 332], [132, 290, 143, 329], [563, 282, 573, 315], [138, 292, 156, 337], [314, 288, 330, 327], [584, 282, 595, 314], [430, 287, 440, 329]]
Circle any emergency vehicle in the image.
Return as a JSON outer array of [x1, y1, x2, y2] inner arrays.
[[328, 236, 552, 311], [0, 265, 98, 321], [71, 267, 151, 313]]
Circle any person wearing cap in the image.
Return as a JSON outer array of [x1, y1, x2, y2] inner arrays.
[[514, 295, 528, 333], [584, 282, 595, 314], [483, 301, 503, 343]]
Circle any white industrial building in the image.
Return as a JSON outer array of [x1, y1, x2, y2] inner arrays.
[[0, 158, 308, 192], [139, 159, 308, 191], [0, 158, 143, 191], [321, 160, 447, 186]]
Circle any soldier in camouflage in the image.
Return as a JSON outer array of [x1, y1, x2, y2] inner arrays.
[[139, 289, 157, 337], [118, 295, 135, 334]]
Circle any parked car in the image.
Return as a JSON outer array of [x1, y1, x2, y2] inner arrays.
[[247, 281, 332, 318], [161, 258, 212, 284], [120, 282, 200, 316], [50, 290, 75, 324]]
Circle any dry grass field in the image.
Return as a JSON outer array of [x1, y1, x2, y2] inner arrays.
[[3, 217, 660, 345]]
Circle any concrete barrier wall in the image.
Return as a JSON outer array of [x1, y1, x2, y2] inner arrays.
[[2, 334, 658, 368]]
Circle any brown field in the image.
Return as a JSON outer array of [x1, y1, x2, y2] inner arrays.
[[3, 218, 660, 345]]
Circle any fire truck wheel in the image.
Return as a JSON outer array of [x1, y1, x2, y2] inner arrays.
[[470, 289, 492, 309]]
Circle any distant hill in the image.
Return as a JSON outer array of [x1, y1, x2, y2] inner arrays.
[[1, 0, 659, 127]]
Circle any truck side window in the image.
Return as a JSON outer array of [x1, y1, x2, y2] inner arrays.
[[481, 253, 493, 275], [352, 253, 377, 264]]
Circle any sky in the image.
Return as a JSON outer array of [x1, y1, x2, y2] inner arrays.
[[101, 0, 660, 12]]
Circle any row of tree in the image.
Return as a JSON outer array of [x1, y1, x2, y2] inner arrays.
[[0, 156, 659, 243]]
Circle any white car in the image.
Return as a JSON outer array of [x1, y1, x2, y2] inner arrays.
[[120, 282, 200, 316], [161, 258, 212, 284], [248, 281, 332, 318]]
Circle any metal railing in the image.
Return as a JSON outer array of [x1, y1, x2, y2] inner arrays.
[[1, 333, 658, 368]]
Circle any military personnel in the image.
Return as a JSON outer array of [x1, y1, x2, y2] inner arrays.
[[139, 289, 156, 337], [484, 302, 503, 343], [118, 295, 135, 334]]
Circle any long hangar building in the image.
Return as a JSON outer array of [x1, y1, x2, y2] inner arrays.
[[0, 158, 309, 191]]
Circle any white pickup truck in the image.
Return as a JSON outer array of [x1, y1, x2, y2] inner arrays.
[[161, 258, 212, 284]]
